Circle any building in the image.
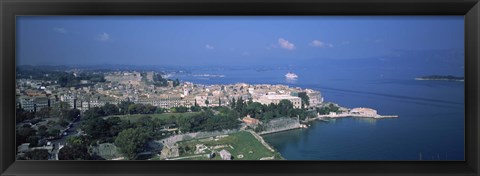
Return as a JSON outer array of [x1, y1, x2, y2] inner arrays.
[[18, 96, 49, 112], [255, 94, 302, 109], [350, 108, 377, 116], [219, 149, 232, 160], [81, 101, 90, 111], [34, 96, 49, 112], [61, 94, 76, 109], [19, 96, 35, 112], [242, 115, 260, 126]]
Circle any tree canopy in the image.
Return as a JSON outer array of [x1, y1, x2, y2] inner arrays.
[[115, 128, 150, 160], [58, 145, 91, 160]]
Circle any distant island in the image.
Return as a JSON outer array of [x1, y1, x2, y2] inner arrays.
[[415, 75, 464, 82]]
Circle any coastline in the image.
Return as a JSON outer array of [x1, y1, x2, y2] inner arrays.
[[414, 78, 464, 82]]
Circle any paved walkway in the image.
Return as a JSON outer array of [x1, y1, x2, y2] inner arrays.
[[246, 130, 275, 152]]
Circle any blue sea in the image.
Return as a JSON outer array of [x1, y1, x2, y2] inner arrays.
[[176, 58, 465, 161]]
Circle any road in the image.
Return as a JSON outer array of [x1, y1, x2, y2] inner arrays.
[[49, 117, 82, 160]]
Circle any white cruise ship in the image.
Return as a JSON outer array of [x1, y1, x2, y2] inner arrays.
[[285, 72, 298, 79]]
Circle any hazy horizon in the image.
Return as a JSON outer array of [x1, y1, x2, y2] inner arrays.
[[17, 16, 464, 67]]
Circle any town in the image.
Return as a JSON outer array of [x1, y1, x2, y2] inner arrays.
[[15, 67, 393, 160]]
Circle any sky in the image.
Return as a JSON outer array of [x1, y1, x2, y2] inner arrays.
[[16, 16, 464, 66]]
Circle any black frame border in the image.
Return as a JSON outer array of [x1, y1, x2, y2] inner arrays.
[[1, 0, 479, 176]]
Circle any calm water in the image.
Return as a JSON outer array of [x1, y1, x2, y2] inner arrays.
[[178, 64, 465, 161]]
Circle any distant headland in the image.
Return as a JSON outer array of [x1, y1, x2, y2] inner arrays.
[[415, 75, 464, 82]]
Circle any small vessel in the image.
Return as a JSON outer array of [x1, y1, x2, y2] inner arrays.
[[285, 72, 298, 79]]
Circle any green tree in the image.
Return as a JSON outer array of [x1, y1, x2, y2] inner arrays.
[[177, 115, 193, 132], [27, 136, 40, 147], [297, 92, 310, 108], [115, 128, 150, 160], [262, 111, 275, 121], [50, 102, 71, 119], [190, 105, 201, 112], [58, 145, 91, 160], [235, 97, 246, 115], [82, 117, 110, 142], [230, 97, 236, 109], [204, 100, 209, 107], [329, 104, 339, 112], [58, 119, 69, 128], [66, 136, 87, 146], [128, 104, 138, 114], [37, 125, 48, 137], [65, 109, 80, 121], [107, 116, 132, 138], [144, 104, 157, 114], [102, 103, 119, 116], [25, 149, 50, 160], [246, 102, 263, 118], [16, 126, 37, 145], [166, 115, 177, 125], [36, 107, 51, 119], [278, 99, 294, 117], [118, 101, 134, 114], [174, 106, 189, 113], [155, 107, 165, 114], [46, 128, 60, 138], [173, 78, 180, 87], [83, 107, 105, 119], [135, 116, 156, 134]]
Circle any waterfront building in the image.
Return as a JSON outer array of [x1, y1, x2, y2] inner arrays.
[[255, 94, 302, 109], [305, 89, 323, 107], [350, 108, 377, 116]]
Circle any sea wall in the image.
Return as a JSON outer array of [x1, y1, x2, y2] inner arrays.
[[258, 117, 301, 135]]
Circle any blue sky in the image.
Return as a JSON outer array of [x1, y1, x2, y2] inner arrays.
[[17, 16, 464, 66]]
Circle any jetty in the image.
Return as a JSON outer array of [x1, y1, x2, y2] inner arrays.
[[307, 107, 398, 122], [316, 113, 399, 119]]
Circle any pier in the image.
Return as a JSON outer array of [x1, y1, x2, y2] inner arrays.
[[306, 114, 398, 122], [317, 114, 398, 119], [306, 107, 398, 122]]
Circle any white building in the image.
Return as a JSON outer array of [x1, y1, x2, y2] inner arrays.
[[255, 94, 302, 109], [219, 149, 232, 160], [305, 89, 323, 107], [350, 108, 377, 116], [61, 94, 76, 109]]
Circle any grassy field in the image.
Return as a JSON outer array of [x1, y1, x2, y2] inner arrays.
[[173, 131, 283, 160], [104, 112, 201, 122]]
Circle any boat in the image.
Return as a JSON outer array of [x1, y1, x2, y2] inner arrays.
[[285, 72, 298, 79]]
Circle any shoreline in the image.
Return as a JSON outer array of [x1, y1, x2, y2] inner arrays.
[[259, 111, 399, 136]]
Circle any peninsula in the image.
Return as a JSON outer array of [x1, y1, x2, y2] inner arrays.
[[415, 75, 464, 82]]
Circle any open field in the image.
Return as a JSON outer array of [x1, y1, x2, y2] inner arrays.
[[169, 131, 283, 160], [104, 112, 201, 122]]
